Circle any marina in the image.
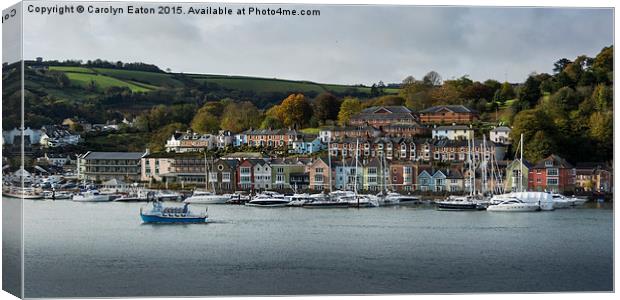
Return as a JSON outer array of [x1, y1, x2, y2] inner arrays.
[[17, 197, 613, 297]]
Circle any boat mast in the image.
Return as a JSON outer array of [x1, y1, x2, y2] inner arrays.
[[355, 138, 360, 208], [482, 134, 487, 196], [327, 140, 333, 193], [520, 133, 524, 192], [203, 151, 208, 191]]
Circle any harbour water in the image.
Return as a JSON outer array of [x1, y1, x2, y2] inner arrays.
[[14, 198, 613, 297]]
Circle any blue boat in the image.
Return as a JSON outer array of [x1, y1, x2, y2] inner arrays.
[[140, 201, 208, 223]]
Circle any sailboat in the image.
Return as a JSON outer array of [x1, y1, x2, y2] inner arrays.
[[436, 135, 484, 211], [183, 153, 232, 204], [488, 134, 553, 211]]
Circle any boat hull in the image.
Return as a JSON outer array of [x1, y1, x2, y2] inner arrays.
[[2, 193, 43, 199], [245, 203, 289, 207], [302, 202, 349, 208], [436, 202, 482, 211], [140, 213, 207, 223], [487, 205, 540, 212], [183, 196, 230, 204]]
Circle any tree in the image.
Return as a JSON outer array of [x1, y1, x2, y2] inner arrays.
[[553, 58, 572, 74], [312, 93, 342, 123], [190, 107, 220, 133], [423, 71, 442, 86], [515, 75, 542, 110], [337, 97, 362, 126], [149, 122, 187, 152], [276, 94, 313, 128], [525, 130, 557, 163], [220, 101, 262, 132], [499, 81, 515, 101]]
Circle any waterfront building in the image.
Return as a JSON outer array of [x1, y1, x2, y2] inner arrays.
[[349, 106, 420, 127], [36, 153, 72, 167], [528, 154, 576, 193], [445, 169, 464, 193], [170, 154, 206, 185], [574, 162, 613, 193], [236, 159, 265, 190], [362, 157, 381, 192], [253, 160, 272, 190], [388, 160, 417, 192], [418, 105, 479, 124], [431, 125, 474, 140], [489, 126, 512, 145], [209, 159, 239, 192], [78, 151, 146, 182], [270, 158, 309, 190], [417, 170, 433, 192], [307, 158, 332, 191], [140, 155, 178, 184], [431, 170, 447, 192], [504, 159, 532, 192]]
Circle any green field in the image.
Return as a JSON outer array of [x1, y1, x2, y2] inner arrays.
[[47, 66, 400, 97]]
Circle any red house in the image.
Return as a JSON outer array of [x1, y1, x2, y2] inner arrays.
[[528, 154, 575, 193]]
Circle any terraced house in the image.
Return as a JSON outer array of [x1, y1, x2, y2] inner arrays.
[[244, 128, 300, 147]]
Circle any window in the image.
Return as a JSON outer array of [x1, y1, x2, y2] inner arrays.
[[276, 167, 284, 173], [368, 168, 377, 175], [545, 160, 553, 167], [547, 168, 559, 176], [209, 172, 217, 182], [404, 166, 412, 175], [316, 168, 324, 173], [315, 174, 324, 183], [240, 167, 251, 174], [222, 172, 230, 182], [547, 178, 559, 185]]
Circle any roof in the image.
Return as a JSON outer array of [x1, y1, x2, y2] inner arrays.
[[575, 162, 609, 170], [491, 126, 511, 132], [533, 154, 573, 169], [419, 105, 476, 114], [433, 125, 472, 131], [82, 151, 145, 160], [360, 106, 412, 114]]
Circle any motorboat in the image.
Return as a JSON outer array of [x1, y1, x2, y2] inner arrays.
[[300, 193, 349, 208], [487, 198, 540, 212], [551, 193, 572, 209], [140, 201, 208, 223], [226, 192, 251, 204], [2, 186, 44, 199], [569, 196, 588, 206], [380, 192, 421, 206], [114, 190, 152, 202], [42, 190, 73, 200], [183, 190, 232, 204], [336, 194, 380, 208], [287, 193, 313, 207], [436, 195, 484, 211], [72, 190, 111, 202], [245, 191, 289, 207], [490, 192, 554, 211], [155, 190, 182, 201]]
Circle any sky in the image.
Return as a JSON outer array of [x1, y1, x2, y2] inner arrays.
[[16, 2, 614, 85]]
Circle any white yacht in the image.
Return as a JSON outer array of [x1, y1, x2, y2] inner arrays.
[[487, 198, 540, 212], [245, 191, 289, 207], [490, 192, 554, 211], [551, 193, 572, 209], [183, 190, 231, 204], [155, 190, 182, 201], [3, 186, 44, 199], [72, 190, 111, 202], [436, 195, 482, 211], [42, 190, 73, 200]]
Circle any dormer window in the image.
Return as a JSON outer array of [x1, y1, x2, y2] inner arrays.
[[545, 160, 553, 167]]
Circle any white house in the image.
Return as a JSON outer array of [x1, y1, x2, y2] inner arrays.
[[432, 125, 474, 140], [216, 130, 234, 149], [490, 126, 512, 144], [290, 135, 324, 154], [253, 160, 272, 190], [165, 130, 216, 153]]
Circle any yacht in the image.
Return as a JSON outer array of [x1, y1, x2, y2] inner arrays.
[[245, 191, 289, 207], [155, 190, 182, 201], [114, 190, 151, 202], [436, 195, 483, 211], [569, 196, 588, 206], [490, 192, 554, 211], [2, 186, 44, 199], [72, 190, 111, 202], [336, 193, 380, 208], [42, 190, 73, 200], [487, 198, 540, 212], [183, 190, 232, 204], [301, 193, 349, 208], [380, 192, 421, 206], [551, 193, 572, 209], [287, 193, 313, 207]]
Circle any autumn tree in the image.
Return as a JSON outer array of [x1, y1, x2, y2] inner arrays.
[[191, 105, 220, 133], [220, 101, 262, 132], [337, 97, 362, 126]]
